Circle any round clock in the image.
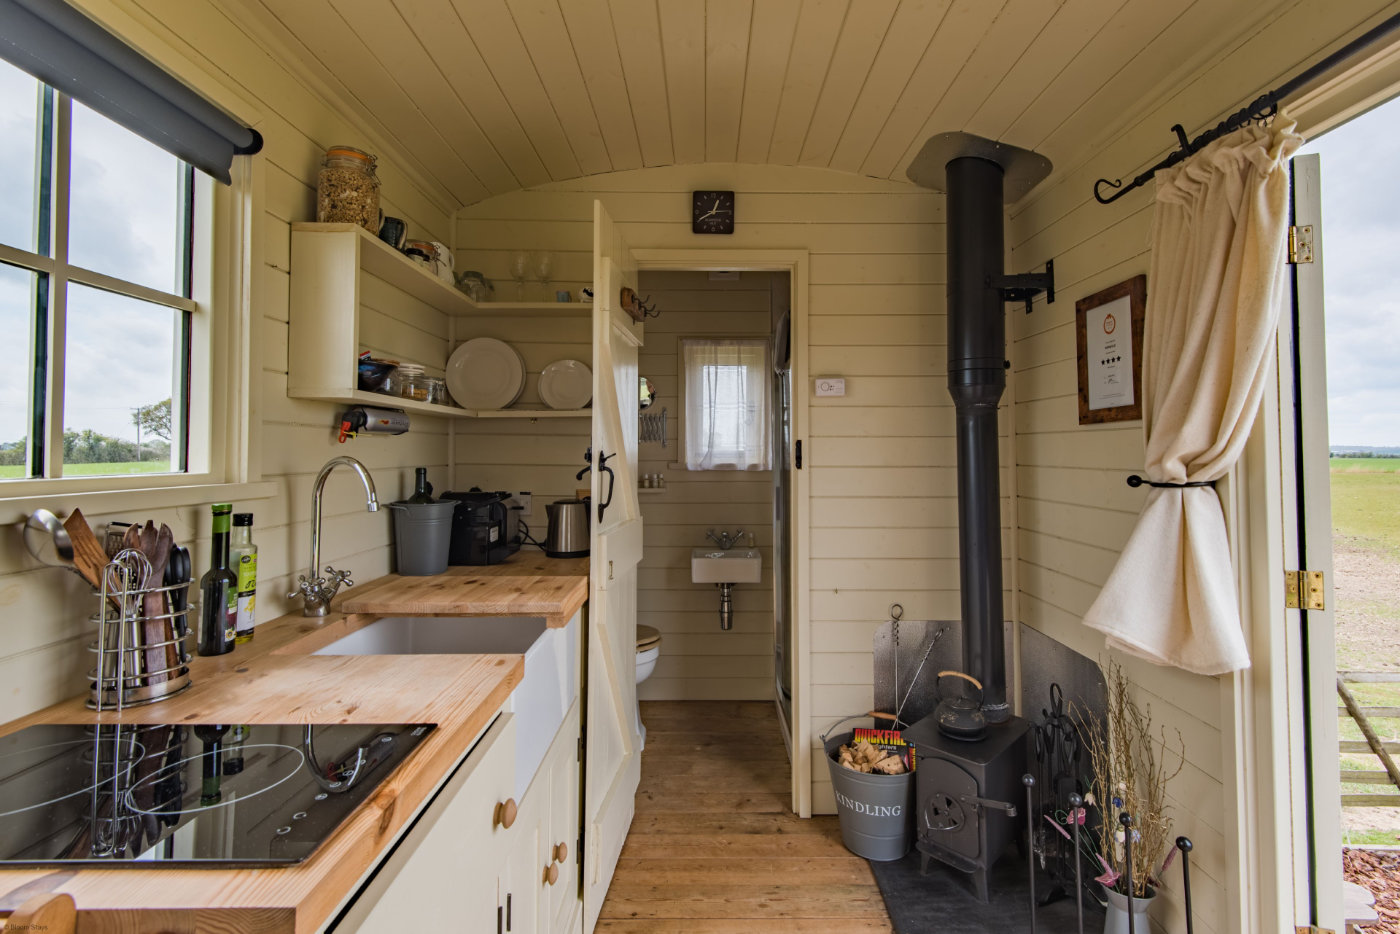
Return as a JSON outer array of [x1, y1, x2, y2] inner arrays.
[[692, 190, 735, 234]]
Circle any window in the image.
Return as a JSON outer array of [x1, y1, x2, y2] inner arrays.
[[681, 339, 772, 470], [0, 56, 202, 482]]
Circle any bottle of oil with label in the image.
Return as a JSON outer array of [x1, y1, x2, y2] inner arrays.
[[197, 504, 237, 656], [230, 513, 258, 643]]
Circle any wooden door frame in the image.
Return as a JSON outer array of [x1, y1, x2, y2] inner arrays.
[[632, 248, 813, 817]]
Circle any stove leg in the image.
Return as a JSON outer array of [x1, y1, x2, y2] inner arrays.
[[972, 867, 990, 904]]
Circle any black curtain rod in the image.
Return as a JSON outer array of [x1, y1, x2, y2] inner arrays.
[[1093, 10, 1400, 205]]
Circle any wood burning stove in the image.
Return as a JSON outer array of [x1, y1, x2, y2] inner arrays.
[[900, 132, 1054, 902]]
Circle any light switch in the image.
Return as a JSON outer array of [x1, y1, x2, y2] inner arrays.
[[815, 377, 846, 397]]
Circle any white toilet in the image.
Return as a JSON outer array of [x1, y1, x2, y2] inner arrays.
[[634, 624, 662, 748]]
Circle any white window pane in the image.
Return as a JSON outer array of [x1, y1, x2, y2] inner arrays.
[[64, 283, 179, 476], [0, 264, 35, 479], [0, 59, 41, 254], [68, 102, 182, 295], [683, 339, 771, 471]]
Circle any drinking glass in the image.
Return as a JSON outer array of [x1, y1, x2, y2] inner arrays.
[[533, 252, 553, 301], [510, 251, 529, 301]]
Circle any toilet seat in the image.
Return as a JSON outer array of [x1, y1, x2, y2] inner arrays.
[[636, 624, 662, 652]]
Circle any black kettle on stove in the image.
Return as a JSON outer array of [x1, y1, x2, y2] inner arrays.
[[934, 670, 988, 741]]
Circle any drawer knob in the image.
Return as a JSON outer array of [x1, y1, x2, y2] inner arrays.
[[552, 841, 568, 863], [494, 798, 518, 829], [545, 862, 559, 886]]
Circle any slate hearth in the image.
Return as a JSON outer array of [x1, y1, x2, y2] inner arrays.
[[870, 849, 1105, 934]]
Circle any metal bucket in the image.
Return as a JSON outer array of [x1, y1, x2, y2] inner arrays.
[[823, 715, 914, 861]]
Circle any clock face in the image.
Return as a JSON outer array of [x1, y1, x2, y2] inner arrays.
[[692, 190, 735, 234]]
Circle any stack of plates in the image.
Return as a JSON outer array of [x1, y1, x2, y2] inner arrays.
[[445, 338, 525, 410], [539, 359, 592, 410]]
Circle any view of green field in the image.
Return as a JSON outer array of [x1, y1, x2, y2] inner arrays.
[[0, 462, 170, 479], [1332, 457, 1400, 845]]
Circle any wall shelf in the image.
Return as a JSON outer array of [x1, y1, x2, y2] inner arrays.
[[288, 388, 592, 420]]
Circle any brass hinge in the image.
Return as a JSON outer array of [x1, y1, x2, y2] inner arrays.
[[1284, 569, 1325, 610], [1296, 926, 1336, 933], [1288, 224, 1315, 264]]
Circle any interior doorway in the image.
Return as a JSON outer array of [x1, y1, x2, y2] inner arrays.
[[633, 248, 812, 816], [1289, 100, 1400, 930]]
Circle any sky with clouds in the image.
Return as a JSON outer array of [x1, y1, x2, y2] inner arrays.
[[0, 58, 180, 465], [1298, 106, 1400, 448]]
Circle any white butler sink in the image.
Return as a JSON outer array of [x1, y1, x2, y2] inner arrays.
[[691, 548, 762, 584], [313, 613, 579, 800]]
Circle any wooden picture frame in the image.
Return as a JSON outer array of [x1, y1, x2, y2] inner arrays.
[[1076, 275, 1146, 425]]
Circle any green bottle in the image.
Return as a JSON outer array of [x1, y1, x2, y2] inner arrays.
[[198, 504, 237, 656]]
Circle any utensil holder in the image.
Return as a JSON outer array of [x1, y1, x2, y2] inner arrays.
[[86, 551, 195, 711]]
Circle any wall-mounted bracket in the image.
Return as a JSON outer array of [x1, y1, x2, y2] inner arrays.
[[990, 259, 1054, 314]]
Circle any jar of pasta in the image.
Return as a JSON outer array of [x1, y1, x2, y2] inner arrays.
[[316, 145, 380, 231]]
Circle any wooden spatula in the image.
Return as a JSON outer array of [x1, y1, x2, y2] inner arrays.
[[140, 523, 176, 684]]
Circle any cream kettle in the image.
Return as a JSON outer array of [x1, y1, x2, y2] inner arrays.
[[544, 499, 589, 558]]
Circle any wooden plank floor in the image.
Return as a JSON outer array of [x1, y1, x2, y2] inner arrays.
[[597, 700, 894, 933]]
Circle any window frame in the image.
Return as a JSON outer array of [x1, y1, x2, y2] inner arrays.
[[0, 60, 270, 520]]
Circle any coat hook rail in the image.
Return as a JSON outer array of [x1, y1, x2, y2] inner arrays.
[[1094, 9, 1400, 205]]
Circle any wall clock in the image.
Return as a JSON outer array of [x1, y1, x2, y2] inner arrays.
[[692, 190, 735, 234]]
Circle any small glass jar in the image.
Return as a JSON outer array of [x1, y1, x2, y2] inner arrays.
[[316, 145, 380, 231], [389, 363, 428, 401], [425, 376, 450, 407]]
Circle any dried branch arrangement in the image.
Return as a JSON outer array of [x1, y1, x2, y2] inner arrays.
[[1074, 660, 1185, 897]]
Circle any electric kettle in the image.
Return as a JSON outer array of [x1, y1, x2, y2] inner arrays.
[[545, 499, 589, 558]]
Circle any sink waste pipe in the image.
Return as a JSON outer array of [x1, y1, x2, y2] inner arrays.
[[717, 583, 734, 631]]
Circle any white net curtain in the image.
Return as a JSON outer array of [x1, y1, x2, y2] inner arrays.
[[682, 338, 771, 471]]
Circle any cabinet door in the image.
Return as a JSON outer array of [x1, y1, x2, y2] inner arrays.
[[500, 787, 542, 934], [334, 714, 517, 933], [547, 705, 581, 933]]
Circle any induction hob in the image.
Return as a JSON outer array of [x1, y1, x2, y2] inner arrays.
[[0, 721, 435, 867]]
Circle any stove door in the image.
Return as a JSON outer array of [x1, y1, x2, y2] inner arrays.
[[918, 757, 980, 862]]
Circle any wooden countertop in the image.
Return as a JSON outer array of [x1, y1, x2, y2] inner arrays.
[[0, 552, 589, 933], [337, 553, 589, 624]]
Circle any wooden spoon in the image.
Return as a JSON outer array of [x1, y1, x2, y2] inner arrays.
[[140, 523, 176, 684]]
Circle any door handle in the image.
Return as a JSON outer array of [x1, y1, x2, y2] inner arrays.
[[596, 449, 616, 522]]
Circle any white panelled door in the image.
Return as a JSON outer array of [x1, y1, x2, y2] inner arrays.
[[583, 200, 644, 932]]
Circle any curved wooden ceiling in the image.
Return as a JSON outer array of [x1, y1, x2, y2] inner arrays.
[[233, 0, 1312, 209]]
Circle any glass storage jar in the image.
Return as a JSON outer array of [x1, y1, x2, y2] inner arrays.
[[390, 363, 429, 403], [425, 376, 450, 407], [316, 146, 380, 231]]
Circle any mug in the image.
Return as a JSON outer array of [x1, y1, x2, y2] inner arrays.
[[430, 241, 455, 284], [378, 216, 407, 250]]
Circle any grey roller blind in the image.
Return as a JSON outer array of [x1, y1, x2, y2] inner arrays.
[[0, 0, 262, 184]]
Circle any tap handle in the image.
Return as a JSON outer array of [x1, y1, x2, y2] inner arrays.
[[326, 567, 354, 588]]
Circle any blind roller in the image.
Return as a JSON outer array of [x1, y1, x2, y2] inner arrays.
[[0, 0, 262, 184]]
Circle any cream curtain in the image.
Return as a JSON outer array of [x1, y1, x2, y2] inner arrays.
[[1083, 117, 1303, 675], [682, 338, 771, 471]]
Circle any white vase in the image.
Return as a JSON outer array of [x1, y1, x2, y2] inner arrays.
[[1103, 885, 1155, 934]]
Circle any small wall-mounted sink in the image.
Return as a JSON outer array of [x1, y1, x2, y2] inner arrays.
[[691, 548, 762, 584]]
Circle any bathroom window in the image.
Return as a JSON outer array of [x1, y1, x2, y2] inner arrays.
[[681, 338, 771, 471]]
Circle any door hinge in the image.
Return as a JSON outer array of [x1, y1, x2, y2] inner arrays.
[[1288, 224, 1314, 264], [577, 736, 583, 761], [795, 440, 802, 469], [1296, 927, 1336, 934], [1284, 569, 1325, 610]]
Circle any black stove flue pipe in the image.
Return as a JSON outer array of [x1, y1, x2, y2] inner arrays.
[[945, 154, 1011, 724]]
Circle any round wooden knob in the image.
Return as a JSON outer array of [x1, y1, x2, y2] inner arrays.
[[553, 841, 568, 863], [545, 862, 559, 885], [494, 798, 517, 829]]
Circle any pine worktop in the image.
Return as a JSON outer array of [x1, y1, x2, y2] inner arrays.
[[0, 552, 589, 933]]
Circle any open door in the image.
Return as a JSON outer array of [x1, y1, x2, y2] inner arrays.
[[583, 200, 644, 931]]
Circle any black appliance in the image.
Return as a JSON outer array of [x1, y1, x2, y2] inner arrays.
[[442, 488, 521, 566], [902, 715, 1029, 902], [902, 132, 1054, 901], [0, 721, 434, 867]]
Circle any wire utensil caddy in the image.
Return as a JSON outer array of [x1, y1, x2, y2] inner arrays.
[[88, 549, 194, 711]]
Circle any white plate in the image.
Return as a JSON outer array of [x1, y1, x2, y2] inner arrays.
[[446, 338, 525, 410], [538, 359, 592, 410]]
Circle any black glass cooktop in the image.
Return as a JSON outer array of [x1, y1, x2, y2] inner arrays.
[[0, 721, 435, 867]]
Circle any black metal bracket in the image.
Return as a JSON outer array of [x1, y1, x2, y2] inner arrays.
[[990, 259, 1054, 314]]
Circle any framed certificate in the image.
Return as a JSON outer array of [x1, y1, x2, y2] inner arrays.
[[1076, 275, 1145, 425]]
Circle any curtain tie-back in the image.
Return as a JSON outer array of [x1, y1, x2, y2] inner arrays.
[[1125, 475, 1216, 489]]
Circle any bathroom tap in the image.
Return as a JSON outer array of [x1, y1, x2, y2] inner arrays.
[[291, 456, 379, 616], [706, 528, 745, 551]]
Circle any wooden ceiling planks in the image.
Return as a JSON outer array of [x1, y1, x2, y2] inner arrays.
[[237, 0, 1305, 212]]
